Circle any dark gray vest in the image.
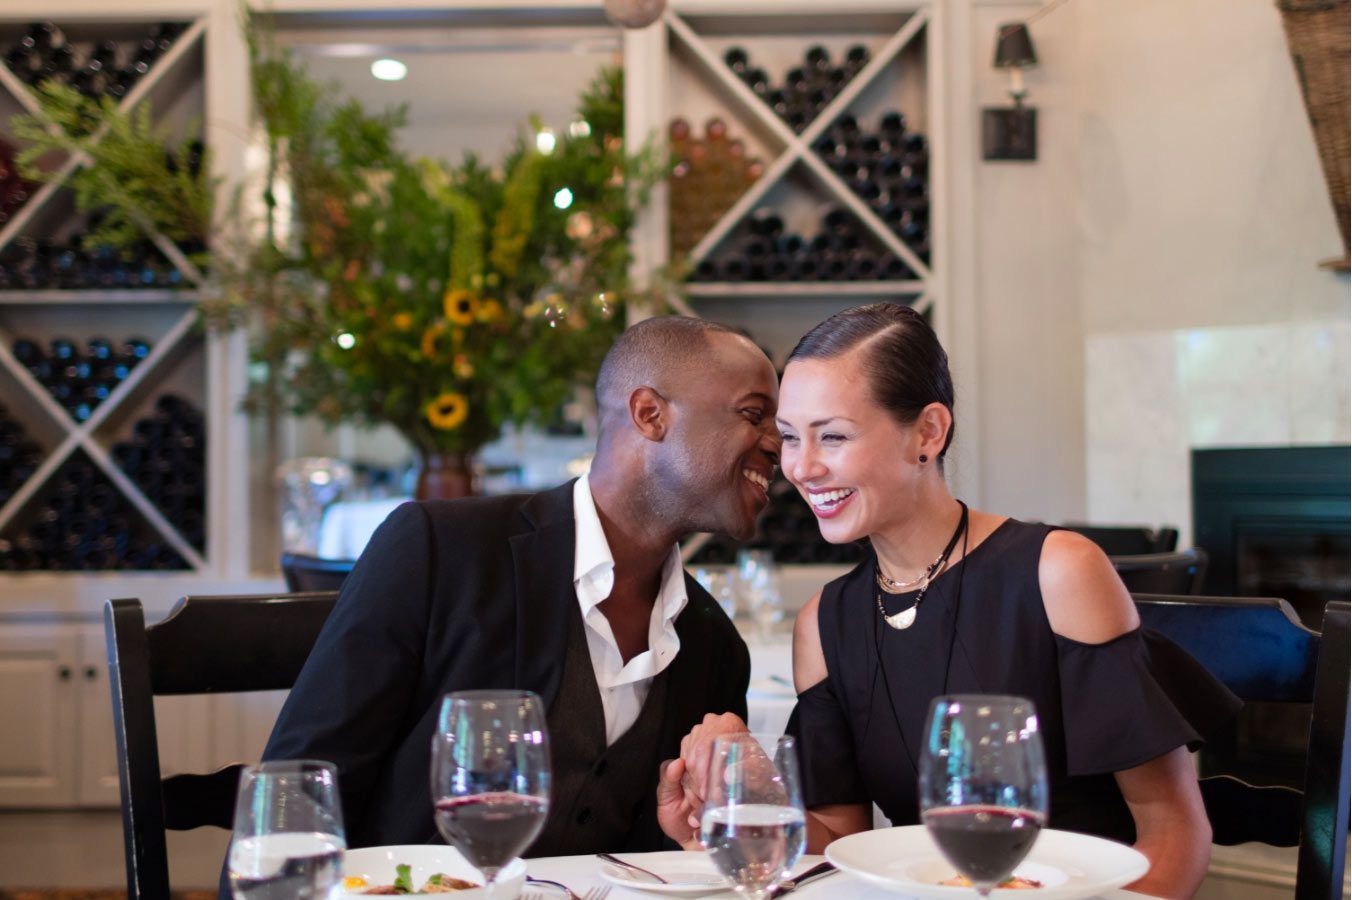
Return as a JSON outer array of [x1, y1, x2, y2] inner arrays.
[[531, 599, 671, 855]]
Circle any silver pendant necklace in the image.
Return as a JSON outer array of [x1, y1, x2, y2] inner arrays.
[[875, 501, 968, 630]]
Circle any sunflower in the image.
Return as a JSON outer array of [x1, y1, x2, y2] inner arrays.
[[420, 322, 445, 358], [453, 354, 475, 379], [392, 312, 414, 330], [426, 392, 469, 430], [443, 288, 478, 326]]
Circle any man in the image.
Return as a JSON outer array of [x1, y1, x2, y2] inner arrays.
[[257, 316, 780, 854]]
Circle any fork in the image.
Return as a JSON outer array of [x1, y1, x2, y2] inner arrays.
[[582, 887, 611, 900]]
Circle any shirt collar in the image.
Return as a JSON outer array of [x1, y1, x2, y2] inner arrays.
[[572, 472, 687, 621]]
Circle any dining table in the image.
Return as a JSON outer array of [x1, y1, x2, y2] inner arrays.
[[520, 852, 1150, 900]]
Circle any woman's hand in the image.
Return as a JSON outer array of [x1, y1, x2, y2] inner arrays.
[[657, 712, 752, 848]]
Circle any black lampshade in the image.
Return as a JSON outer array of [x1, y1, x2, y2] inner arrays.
[[993, 22, 1037, 69]]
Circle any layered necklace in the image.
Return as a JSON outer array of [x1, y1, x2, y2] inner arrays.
[[874, 501, 969, 630]]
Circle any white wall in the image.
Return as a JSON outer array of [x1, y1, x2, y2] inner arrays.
[[952, 0, 1348, 535], [1067, 0, 1350, 540]]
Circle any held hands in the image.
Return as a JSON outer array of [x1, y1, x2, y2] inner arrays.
[[656, 712, 752, 849]]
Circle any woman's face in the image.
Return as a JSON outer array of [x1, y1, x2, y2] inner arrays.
[[777, 355, 918, 544]]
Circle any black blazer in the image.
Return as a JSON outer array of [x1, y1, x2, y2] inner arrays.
[[262, 480, 750, 849]]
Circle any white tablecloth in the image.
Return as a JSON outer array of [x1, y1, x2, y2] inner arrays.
[[524, 852, 1146, 899]]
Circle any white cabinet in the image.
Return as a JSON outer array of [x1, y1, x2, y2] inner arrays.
[[0, 622, 79, 805], [0, 618, 226, 809]]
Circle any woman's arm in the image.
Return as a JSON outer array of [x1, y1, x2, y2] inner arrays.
[[1114, 748, 1212, 898], [794, 592, 873, 852], [1039, 531, 1210, 898]]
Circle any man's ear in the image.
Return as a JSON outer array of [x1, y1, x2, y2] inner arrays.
[[630, 386, 669, 441]]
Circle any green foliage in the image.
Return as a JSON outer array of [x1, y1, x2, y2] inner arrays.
[[201, 29, 663, 458], [9, 82, 214, 261]]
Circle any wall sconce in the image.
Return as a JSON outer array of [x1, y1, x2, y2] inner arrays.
[[982, 22, 1039, 161]]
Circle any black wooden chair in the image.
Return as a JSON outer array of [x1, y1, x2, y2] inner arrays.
[[1132, 593, 1350, 899], [280, 551, 356, 592], [1060, 523, 1179, 555], [1111, 548, 1208, 594], [105, 591, 338, 900]]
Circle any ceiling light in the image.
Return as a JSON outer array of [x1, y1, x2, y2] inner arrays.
[[370, 58, 408, 81]]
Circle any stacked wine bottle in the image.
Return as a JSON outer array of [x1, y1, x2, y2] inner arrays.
[[688, 478, 865, 566], [0, 235, 190, 290], [689, 205, 914, 283], [2, 21, 187, 101], [112, 393, 206, 551], [725, 43, 871, 134], [13, 335, 150, 424], [0, 450, 187, 571], [813, 112, 931, 264], [0, 404, 41, 510], [0, 139, 35, 227], [669, 117, 765, 258]]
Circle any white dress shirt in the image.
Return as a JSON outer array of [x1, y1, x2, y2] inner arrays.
[[573, 474, 687, 745]]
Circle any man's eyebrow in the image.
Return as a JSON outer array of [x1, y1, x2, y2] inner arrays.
[[734, 392, 776, 404]]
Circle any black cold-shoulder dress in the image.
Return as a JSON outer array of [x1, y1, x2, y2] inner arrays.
[[787, 519, 1241, 842]]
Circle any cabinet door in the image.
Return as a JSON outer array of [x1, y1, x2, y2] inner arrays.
[[0, 624, 78, 806]]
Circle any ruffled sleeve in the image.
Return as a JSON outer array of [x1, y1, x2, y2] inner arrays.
[[786, 677, 870, 809], [1055, 627, 1243, 777]]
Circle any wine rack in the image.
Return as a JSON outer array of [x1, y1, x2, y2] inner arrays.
[[0, 16, 210, 573], [647, 4, 940, 345]]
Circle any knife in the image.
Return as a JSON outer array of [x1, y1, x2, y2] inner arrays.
[[768, 861, 838, 897]]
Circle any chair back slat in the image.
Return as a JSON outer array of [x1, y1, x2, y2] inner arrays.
[[281, 552, 356, 593], [105, 591, 339, 900], [162, 765, 246, 831], [1112, 549, 1208, 595], [144, 592, 337, 695], [1201, 775, 1303, 846], [1060, 523, 1179, 555], [1134, 593, 1318, 701], [1296, 601, 1351, 900]]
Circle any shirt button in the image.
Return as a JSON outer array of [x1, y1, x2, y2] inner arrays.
[[577, 807, 593, 825]]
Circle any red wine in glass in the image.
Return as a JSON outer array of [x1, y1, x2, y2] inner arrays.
[[918, 696, 1048, 896], [431, 691, 550, 897], [433, 792, 549, 873], [923, 805, 1045, 887]]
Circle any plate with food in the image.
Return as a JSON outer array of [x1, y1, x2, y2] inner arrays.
[[339, 845, 526, 898], [825, 826, 1149, 900]]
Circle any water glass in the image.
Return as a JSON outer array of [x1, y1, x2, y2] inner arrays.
[[917, 695, 1049, 896], [700, 733, 806, 899], [735, 549, 784, 639], [228, 759, 346, 900], [430, 690, 551, 898], [693, 567, 738, 619]]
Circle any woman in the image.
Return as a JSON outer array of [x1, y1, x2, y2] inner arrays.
[[672, 304, 1239, 899]]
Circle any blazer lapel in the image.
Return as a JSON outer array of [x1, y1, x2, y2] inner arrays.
[[509, 481, 578, 707]]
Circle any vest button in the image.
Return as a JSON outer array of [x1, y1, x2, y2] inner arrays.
[[594, 759, 608, 776], [577, 807, 593, 824]]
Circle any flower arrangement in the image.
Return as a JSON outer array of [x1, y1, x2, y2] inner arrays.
[[12, 24, 666, 492]]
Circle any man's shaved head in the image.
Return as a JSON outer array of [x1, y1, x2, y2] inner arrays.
[[595, 315, 745, 435]]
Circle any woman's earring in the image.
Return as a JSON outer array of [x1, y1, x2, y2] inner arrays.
[[919, 454, 928, 464]]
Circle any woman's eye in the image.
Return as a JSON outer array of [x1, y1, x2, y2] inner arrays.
[[779, 432, 799, 444], [821, 433, 846, 444]]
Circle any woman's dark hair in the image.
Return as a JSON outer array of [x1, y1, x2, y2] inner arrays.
[[787, 302, 956, 460]]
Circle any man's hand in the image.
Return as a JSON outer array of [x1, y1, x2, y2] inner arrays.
[[656, 758, 702, 849], [657, 713, 753, 849], [679, 714, 753, 829]]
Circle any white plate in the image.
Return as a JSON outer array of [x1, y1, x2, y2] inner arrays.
[[339, 845, 527, 899], [826, 826, 1149, 900], [598, 851, 732, 895]]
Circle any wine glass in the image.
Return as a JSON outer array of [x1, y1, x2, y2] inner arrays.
[[228, 759, 346, 900], [430, 690, 551, 897], [699, 733, 806, 899], [917, 695, 1049, 896]]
